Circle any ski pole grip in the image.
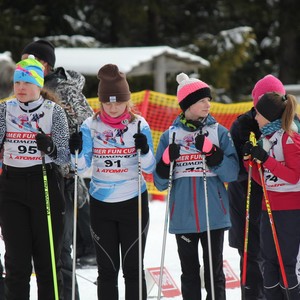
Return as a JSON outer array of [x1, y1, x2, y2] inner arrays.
[[171, 132, 176, 144], [137, 120, 141, 134], [249, 131, 259, 164], [249, 131, 257, 146]]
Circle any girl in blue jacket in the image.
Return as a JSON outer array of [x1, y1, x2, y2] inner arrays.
[[153, 73, 239, 300], [69, 64, 156, 300]]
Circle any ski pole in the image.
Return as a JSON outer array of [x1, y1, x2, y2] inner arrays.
[[137, 120, 143, 300], [253, 137, 290, 300], [241, 132, 255, 299], [62, 267, 97, 285], [72, 126, 80, 300], [75, 272, 97, 285], [41, 154, 59, 300], [157, 132, 176, 300], [202, 153, 215, 300]]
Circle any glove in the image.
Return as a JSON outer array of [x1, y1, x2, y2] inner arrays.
[[238, 109, 260, 142], [36, 133, 57, 158], [69, 132, 83, 155], [251, 145, 268, 163], [194, 134, 223, 167], [195, 134, 213, 154], [162, 143, 180, 165], [242, 141, 253, 160], [156, 139, 180, 179], [133, 133, 149, 154], [205, 145, 224, 167]]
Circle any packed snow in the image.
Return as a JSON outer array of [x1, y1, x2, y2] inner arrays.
[[0, 199, 241, 299]]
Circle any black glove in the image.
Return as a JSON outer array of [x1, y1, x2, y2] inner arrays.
[[251, 145, 268, 163], [205, 145, 224, 167], [238, 108, 260, 142], [133, 133, 149, 154], [156, 159, 172, 179], [242, 141, 253, 160], [69, 132, 83, 155], [167, 142, 181, 163], [195, 134, 204, 151], [156, 142, 180, 179], [36, 133, 57, 158], [195, 134, 214, 154]]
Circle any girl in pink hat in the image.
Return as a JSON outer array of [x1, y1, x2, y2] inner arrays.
[[243, 92, 300, 299], [154, 72, 239, 300]]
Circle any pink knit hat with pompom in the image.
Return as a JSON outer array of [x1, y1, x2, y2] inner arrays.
[[252, 74, 285, 107], [176, 73, 211, 111]]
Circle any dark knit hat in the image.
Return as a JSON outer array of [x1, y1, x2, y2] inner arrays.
[[256, 92, 287, 122], [21, 40, 56, 67], [176, 72, 212, 111], [97, 64, 131, 103]]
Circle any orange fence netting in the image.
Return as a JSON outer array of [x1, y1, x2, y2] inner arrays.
[[87, 90, 254, 196]]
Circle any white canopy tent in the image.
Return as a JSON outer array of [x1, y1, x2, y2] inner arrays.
[[55, 46, 210, 93]]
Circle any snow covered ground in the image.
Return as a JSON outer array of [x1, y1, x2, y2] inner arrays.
[[1, 200, 242, 299]]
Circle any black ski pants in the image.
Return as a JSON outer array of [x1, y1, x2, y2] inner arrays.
[[260, 210, 300, 300], [0, 164, 65, 300], [60, 177, 80, 300], [77, 178, 95, 258], [238, 249, 265, 300], [175, 229, 226, 300], [89, 191, 149, 300]]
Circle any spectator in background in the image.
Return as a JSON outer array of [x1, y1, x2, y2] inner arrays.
[[21, 39, 94, 300], [0, 52, 15, 300], [228, 107, 265, 299], [0, 55, 15, 99]]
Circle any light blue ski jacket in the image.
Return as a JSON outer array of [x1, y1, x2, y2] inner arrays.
[[153, 115, 239, 234]]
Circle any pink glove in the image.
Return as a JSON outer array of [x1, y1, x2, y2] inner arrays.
[[195, 134, 213, 154], [162, 143, 181, 165]]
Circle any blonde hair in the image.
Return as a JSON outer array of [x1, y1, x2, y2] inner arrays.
[[93, 100, 140, 122], [282, 94, 298, 135]]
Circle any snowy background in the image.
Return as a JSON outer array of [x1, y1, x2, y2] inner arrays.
[[0, 50, 242, 299], [0, 200, 241, 299]]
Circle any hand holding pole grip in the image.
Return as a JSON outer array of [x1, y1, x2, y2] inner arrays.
[[134, 120, 149, 155], [69, 126, 83, 155], [195, 134, 213, 154], [36, 128, 57, 158], [195, 133, 224, 167], [162, 132, 180, 165], [156, 132, 179, 179], [249, 131, 268, 164]]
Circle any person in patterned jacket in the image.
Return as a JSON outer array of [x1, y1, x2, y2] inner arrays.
[[0, 57, 69, 300], [21, 39, 94, 299]]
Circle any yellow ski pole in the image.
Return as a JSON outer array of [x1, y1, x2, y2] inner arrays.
[[241, 132, 255, 299]]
